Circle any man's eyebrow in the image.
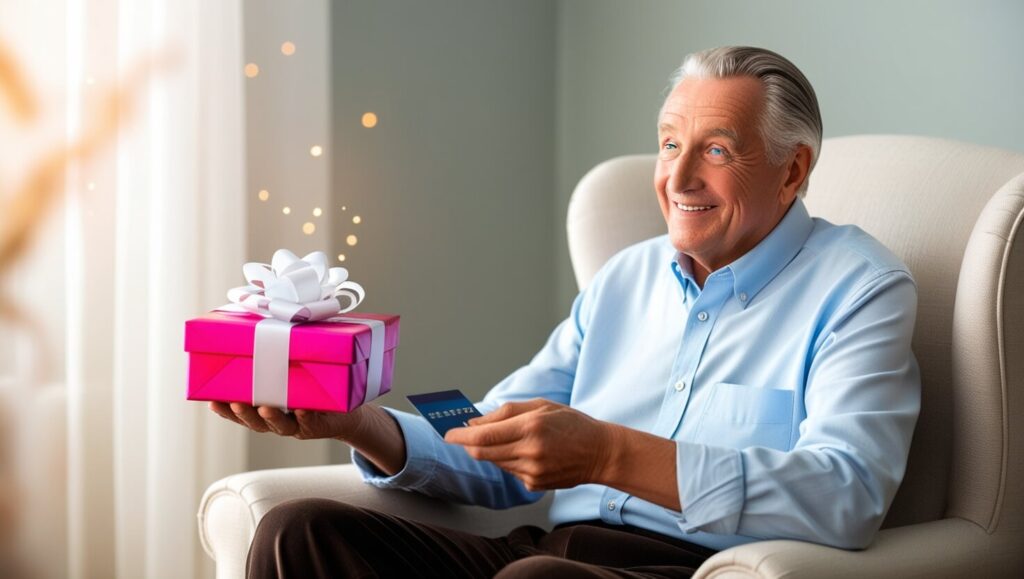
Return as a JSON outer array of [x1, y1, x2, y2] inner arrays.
[[656, 124, 744, 146], [707, 127, 742, 144]]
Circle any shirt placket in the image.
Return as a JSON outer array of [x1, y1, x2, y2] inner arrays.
[[598, 271, 733, 524]]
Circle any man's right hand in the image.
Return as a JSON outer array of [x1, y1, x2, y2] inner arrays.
[[209, 401, 364, 441], [209, 401, 408, 476]]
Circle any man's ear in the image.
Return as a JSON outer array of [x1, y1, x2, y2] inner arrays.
[[779, 144, 813, 202]]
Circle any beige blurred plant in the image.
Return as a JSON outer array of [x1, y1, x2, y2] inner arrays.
[[0, 39, 163, 578], [0, 38, 43, 579], [0, 46, 145, 294]]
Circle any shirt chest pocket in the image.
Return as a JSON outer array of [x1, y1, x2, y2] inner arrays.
[[693, 383, 795, 452]]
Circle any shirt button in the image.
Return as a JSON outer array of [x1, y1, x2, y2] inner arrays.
[[697, 311, 709, 322], [674, 381, 686, 392], [739, 292, 748, 302], [607, 500, 616, 511]]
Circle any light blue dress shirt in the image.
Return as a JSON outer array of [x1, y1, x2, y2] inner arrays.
[[353, 198, 920, 551]]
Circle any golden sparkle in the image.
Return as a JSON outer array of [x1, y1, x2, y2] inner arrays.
[[313, 207, 323, 217], [282, 206, 291, 215], [258, 189, 270, 201], [337, 254, 346, 262], [281, 41, 296, 56], [352, 215, 362, 224], [346, 234, 358, 246], [361, 112, 378, 128], [310, 145, 323, 157], [302, 222, 316, 235], [244, 63, 260, 78]]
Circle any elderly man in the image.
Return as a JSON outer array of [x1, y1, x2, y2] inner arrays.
[[213, 46, 919, 578]]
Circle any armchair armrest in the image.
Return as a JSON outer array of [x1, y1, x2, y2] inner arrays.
[[694, 518, 1021, 579], [198, 463, 553, 579]]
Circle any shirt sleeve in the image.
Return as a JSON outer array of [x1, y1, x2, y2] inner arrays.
[[672, 270, 921, 549], [352, 290, 590, 508]]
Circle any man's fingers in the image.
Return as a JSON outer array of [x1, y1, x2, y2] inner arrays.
[[460, 442, 522, 463], [489, 462, 549, 491], [213, 402, 345, 439], [468, 399, 547, 426], [230, 402, 271, 433], [474, 399, 541, 423], [445, 418, 524, 447], [258, 406, 299, 436], [210, 402, 244, 425], [293, 409, 325, 433], [295, 408, 343, 439]]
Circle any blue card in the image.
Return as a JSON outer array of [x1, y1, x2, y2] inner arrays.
[[407, 389, 484, 438]]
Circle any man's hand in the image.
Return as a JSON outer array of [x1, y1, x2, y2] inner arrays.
[[209, 401, 364, 442], [210, 401, 408, 475], [443, 399, 619, 492], [445, 398, 681, 510]]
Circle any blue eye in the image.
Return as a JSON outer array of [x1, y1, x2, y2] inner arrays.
[[709, 146, 724, 156], [663, 142, 677, 150]]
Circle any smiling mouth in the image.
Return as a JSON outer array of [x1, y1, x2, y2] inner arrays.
[[674, 202, 716, 213]]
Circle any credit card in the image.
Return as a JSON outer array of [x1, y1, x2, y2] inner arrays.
[[407, 389, 484, 438]]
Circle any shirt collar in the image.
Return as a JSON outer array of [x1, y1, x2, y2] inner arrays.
[[668, 198, 814, 307], [671, 252, 698, 293]]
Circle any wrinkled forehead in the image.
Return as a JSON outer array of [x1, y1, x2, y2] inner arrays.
[[658, 76, 765, 133]]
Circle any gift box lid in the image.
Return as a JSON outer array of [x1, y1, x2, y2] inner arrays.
[[184, 311, 400, 365]]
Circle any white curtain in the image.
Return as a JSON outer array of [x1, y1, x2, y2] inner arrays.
[[2, 0, 248, 578]]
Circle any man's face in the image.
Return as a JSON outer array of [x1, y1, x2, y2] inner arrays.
[[655, 76, 799, 276]]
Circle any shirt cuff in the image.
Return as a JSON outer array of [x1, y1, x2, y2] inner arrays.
[[350, 408, 440, 491], [673, 440, 746, 535]]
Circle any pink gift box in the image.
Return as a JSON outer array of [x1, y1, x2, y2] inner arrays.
[[184, 311, 400, 412]]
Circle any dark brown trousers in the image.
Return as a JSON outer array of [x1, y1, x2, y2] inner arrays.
[[246, 498, 717, 578]]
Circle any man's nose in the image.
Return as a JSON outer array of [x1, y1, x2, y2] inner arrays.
[[666, 149, 702, 194]]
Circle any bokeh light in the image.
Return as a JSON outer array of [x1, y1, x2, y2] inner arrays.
[[244, 63, 260, 78], [313, 207, 322, 217], [86, 182, 96, 191], [346, 235, 358, 246], [337, 254, 346, 262], [310, 145, 323, 157], [302, 222, 315, 235], [281, 42, 296, 56], [352, 215, 361, 224], [258, 189, 270, 201], [361, 112, 378, 128], [282, 206, 291, 215]]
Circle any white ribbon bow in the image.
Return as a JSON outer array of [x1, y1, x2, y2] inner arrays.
[[227, 249, 365, 322]]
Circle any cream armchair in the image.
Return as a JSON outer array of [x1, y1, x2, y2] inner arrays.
[[199, 135, 1024, 578]]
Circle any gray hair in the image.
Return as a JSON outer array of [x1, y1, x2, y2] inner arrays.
[[667, 46, 822, 196]]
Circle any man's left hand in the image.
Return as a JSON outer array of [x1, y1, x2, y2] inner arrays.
[[444, 399, 619, 491]]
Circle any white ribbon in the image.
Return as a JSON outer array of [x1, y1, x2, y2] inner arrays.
[[328, 316, 386, 403], [218, 249, 384, 412], [252, 319, 293, 409]]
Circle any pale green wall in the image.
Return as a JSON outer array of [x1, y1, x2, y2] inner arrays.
[[555, 0, 1024, 308]]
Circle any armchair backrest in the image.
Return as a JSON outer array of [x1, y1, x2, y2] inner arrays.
[[566, 135, 1024, 533]]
